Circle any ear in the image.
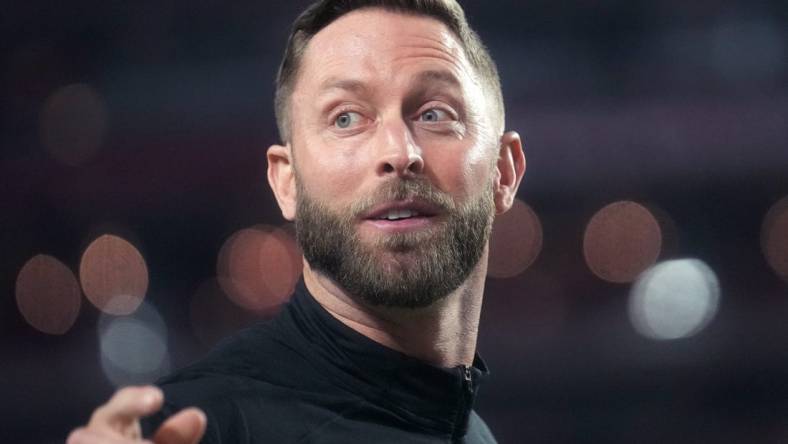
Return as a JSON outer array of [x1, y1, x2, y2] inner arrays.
[[267, 143, 297, 221], [493, 131, 526, 214]]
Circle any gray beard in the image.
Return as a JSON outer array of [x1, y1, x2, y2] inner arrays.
[[295, 178, 494, 309]]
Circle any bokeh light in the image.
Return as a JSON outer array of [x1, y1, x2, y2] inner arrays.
[[98, 302, 170, 387], [15, 254, 82, 335], [761, 196, 788, 282], [217, 225, 302, 312], [583, 201, 662, 283], [189, 279, 263, 348], [79, 234, 149, 315], [488, 199, 543, 278], [39, 83, 108, 166], [629, 259, 720, 341]]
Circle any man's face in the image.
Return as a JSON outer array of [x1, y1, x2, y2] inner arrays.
[[285, 9, 502, 307]]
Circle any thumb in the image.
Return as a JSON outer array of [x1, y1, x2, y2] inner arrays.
[[153, 407, 207, 444]]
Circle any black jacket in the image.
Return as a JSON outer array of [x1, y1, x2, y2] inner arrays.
[[142, 281, 496, 443]]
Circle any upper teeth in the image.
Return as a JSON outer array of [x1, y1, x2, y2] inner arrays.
[[381, 209, 418, 220]]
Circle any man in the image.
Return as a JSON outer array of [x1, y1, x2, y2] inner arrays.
[[67, 0, 525, 442]]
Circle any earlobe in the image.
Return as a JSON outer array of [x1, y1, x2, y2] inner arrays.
[[267, 143, 297, 221], [493, 131, 526, 214]]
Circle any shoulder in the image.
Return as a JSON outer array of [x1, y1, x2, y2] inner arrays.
[[147, 373, 363, 444], [159, 316, 339, 401], [141, 320, 356, 442]]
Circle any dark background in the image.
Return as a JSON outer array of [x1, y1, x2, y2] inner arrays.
[[2, 1, 788, 442]]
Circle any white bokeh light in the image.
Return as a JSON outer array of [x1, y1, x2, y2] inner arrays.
[[629, 259, 720, 341], [98, 302, 170, 387]]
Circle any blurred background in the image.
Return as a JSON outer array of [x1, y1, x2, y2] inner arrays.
[[2, 0, 787, 442]]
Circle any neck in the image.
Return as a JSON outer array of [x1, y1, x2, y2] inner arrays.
[[302, 255, 488, 369]]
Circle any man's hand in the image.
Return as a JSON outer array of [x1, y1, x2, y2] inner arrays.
[[67, 385, 206, 444]]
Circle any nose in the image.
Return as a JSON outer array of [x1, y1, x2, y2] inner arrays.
[[376, 121, 424, 177]]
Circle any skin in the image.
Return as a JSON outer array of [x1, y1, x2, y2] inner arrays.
[[268, 9, 525, 368], [67, 8, 525, 442], [66, 386, 205, 444]]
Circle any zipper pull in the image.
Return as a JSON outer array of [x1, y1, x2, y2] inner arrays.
[[463, 365, 473, 394]]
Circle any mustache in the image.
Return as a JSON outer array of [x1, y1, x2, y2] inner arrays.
[[349, 179, 455, 217]]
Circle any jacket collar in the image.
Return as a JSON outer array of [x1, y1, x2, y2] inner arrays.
[[283, 279, 489, 437]]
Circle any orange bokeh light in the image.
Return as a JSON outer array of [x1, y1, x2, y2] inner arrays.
[[762, 196, 788, 282], [217, 225, 302, 312], [583, 201, 662, 283], [488, 199, 543, 278], [15, 254, 82, 335], [79, 234, 149, 315]]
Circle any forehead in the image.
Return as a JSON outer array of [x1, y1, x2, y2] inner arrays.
[[296, 8, 478, 94]]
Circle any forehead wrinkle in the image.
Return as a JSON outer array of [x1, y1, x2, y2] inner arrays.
[[395, 34, 465, 63], [318, 77, 371, 96], [388, 50, 473, 92], [399, 31, 459, 51], [392, 35, 478, 90], [413, 70, 461, 89], [391, 50, 466, 74]]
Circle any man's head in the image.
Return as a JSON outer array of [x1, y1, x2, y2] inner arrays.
[[267, 1, 525, 309], [274, 0, 505, 144]]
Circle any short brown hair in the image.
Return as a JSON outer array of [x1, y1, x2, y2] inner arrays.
[[274, 0, 504, 143]]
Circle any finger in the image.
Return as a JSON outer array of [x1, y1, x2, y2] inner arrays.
[[67, 426, 155, 444], [89, 386, 164, 431], [153, 408, 207, 444]]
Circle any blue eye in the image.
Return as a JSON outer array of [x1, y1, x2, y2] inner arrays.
[[419, 108, 450, 122], [335, 111, 362, 129]]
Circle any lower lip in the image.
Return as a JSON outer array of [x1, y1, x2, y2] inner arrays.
[[362, 217, 435, 233]]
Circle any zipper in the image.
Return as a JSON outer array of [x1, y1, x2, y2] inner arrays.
[[463, 366, 473, 393], [452, 365, 474, 442]]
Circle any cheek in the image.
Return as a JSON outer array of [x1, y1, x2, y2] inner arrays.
[[427, 142, 494, 194], [296, 138, 372, 201]]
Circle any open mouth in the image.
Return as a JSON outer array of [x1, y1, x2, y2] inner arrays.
[[358, 200, 445, 234], [373, 209, 425, 221], [362, 199, 442, 222]]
